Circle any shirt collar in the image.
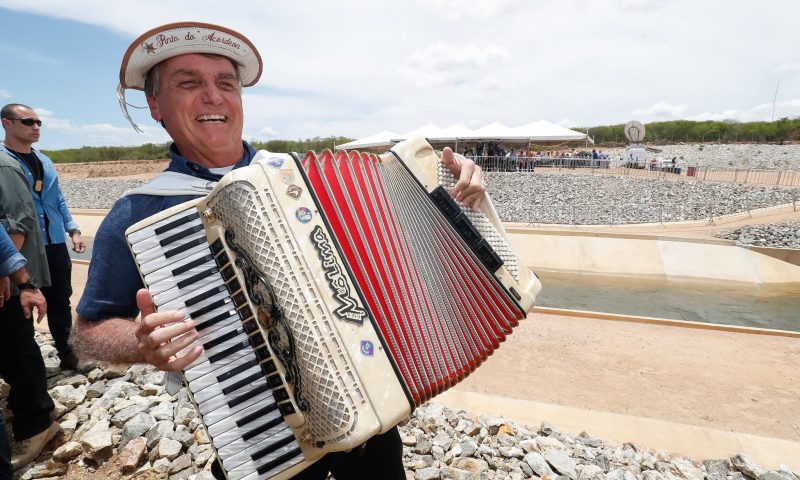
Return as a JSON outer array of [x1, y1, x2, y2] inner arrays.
[[165, 141, 257, 181]]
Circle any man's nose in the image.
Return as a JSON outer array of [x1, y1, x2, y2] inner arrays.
[[201, 84, 224, 104]]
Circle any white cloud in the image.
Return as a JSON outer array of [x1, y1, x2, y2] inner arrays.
[[633, 102, 689, 118], [775, 62, 800, 74], [416, 0, 529, 20], [0, 89, 10, 98], [398, 42, 512, 88], [257, 126, 279, 138]]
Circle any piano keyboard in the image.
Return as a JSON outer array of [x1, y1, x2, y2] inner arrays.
[[127, 208, 306, 480]]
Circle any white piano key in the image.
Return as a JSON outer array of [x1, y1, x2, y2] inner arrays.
[[135, 229, 207, 265], [190, 355, 260, 400], [222, 430, 301, 478], [144, 249, 214, 285], [152, 275, 221, 307], [184, 346, 253, 381], [127, 209, 199, 245], [138, 238, 210, 275], [206, 400, 279, 438], [130, 217, 204, 254], [195, 378, 265, 427], [148, 264, 221, 296], [160, 288, 230, 315], [197, 375, 269, 414], [216, 415, 286, 458]]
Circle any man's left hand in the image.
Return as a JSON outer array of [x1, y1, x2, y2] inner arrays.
[[441, 147, 486, 211], [70, 232, 86, 253]]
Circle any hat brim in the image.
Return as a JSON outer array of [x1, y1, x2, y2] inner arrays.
[[120, 21, 263, 91]]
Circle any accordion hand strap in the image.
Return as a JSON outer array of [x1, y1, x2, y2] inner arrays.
[[124, 171, 218, 197]]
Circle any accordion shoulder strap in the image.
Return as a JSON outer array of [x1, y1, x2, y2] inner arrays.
[[124, 171, 217, 197]]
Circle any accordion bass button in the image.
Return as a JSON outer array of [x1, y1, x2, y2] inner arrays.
[[299, 431, 315, 446], [202, 208, 216, 222]]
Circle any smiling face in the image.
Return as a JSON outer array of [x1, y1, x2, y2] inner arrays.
[[146, 53, 244, 168]]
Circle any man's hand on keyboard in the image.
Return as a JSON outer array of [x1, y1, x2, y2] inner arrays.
[[135, 288, 203, 371]]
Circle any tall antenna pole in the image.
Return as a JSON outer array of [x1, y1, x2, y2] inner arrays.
[[771, 80, 780, 122]]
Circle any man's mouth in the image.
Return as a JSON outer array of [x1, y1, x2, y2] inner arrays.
[[196, 114, 227, 123]]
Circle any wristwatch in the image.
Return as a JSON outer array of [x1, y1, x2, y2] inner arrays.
[[17, 280, 41, 290]]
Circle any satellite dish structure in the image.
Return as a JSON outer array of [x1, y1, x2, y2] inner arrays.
[[624, 121, 645, 144]]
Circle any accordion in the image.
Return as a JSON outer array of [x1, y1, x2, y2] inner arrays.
[[125, 136, 541, 479]]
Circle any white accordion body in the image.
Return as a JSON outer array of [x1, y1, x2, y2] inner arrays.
[[125, 136, 541, 479]]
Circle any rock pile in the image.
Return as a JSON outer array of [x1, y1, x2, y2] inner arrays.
[[714, 221, 800, 248], [3, 332, 797, 479], [603, 144, 800, 170], [62, 174, 800, 228], [485, 172, 800, 225]]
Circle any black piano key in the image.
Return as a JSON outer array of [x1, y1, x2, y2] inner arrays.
[[195, 309, 236, 332], [165, 236, 207, 259], [177, 266, 219, 289], [251, 434, 295, 462], [203, 327, 245, 351], [248, 334, 264, 350], [237, 402, 279, 429], [208, 339, 250, 364], [242, 319, 258, 334], [221, 265, 236, 281], [214, 251, 230, 268], [265, 374, 282, 388], [216, 358, 258, 383], [260, 359, 276, 375], [209, 238, 224, 255], [189, 298, 229, 319], [160, 223, 205, 247], [238, 305, 253, 321], [254, 346, 270, 361], [173, 253, 214, 276], [228, 382, 271, 408], [222, 371, 264, 395], [225, 278, 241, 295], [231, 291, 247, 307], [278, 402, 295, 416], [256, 447, 303, 476], [242, 413, 284, 441], [184, 285, 227, 308], [154, 212, 198, 235], [273, 387, 289, 402]]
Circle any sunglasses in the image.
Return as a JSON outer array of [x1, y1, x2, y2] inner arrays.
[[5, 117, 43, 127]]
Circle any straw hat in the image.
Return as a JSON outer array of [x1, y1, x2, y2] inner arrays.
[[117, 21, 263, 130], [120, 21, 262, 90]]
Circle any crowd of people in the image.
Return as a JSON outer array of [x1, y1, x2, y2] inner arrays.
[[0, 20, 487, 480], [461, 142, 612, 171]]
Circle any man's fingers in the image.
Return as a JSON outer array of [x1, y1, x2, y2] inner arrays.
[[22, 305, 31, 319], [35, 306, 46, 324], [136, 289, 157, 319], [165, 346, 203, 372]]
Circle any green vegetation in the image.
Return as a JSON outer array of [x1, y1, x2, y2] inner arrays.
[[41, 136, 353, 164], [584, 118, 800, 145]]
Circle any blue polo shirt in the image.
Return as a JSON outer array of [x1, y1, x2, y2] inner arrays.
[[76, 141, 257, 321]]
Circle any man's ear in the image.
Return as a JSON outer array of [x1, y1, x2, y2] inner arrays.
[[146, 96, 161, 122]]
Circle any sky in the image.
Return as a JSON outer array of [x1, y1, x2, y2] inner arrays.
[[0, 0, 799, 150]]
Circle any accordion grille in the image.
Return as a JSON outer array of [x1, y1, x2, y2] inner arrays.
[[207, 180, 364, 444], [435, 163, 519, 281]]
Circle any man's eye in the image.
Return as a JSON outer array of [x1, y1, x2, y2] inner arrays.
[[219, 82, 236, 91], [178, 80, 200, 88]]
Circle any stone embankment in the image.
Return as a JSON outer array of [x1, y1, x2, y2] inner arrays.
[[4, 331, 797, 480], [714, 221, 800, 248]]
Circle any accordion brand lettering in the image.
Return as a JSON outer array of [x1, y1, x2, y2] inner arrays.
[[310, 225, 368, 324]]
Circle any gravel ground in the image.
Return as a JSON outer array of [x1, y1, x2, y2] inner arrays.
[[61, 173, 800, 248], [603, 143, 800, 169]]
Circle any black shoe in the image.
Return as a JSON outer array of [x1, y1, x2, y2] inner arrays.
[[58, 352, 79, 371]]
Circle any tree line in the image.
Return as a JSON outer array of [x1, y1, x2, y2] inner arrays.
[[41, 136, 354, 164], [39, 119, 800, 163], [584, 118, 800, 146]]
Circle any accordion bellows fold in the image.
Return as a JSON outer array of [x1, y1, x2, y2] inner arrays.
[[125, 136, 541, 479]]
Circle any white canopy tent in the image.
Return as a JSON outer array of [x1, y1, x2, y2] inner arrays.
[[335, 121, 590, 150]]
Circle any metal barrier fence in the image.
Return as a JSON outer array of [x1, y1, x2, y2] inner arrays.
[[521, 198, 798, 226], [475, 156, 800, 187]]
